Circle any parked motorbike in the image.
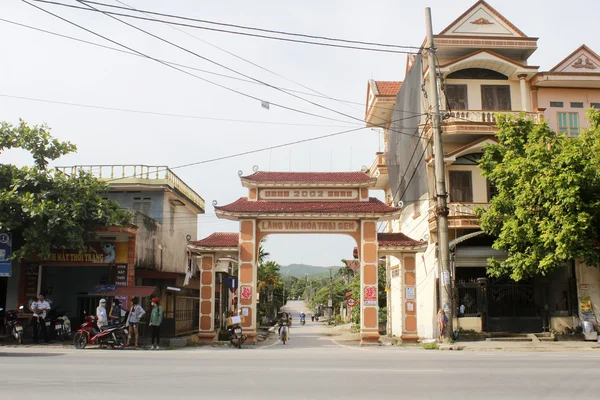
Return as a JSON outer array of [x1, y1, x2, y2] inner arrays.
[[227, 323, 247, 349], [73, 314, 128, 350], [0, 306, 24, 344], [53, 313, 72, 342]]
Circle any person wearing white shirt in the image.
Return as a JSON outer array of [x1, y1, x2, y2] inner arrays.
[[96, 299, 108, 330], [30, 294, 51, 343]]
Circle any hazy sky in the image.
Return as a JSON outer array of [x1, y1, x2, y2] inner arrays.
[[1, 0, 598, 266]]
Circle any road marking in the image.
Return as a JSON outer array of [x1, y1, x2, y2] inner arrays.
[[329, 338, 365, 351]]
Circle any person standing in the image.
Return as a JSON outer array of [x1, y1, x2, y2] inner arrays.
[[96, 299, 108, 330], [30, 294, 51, 343], [109, 299, 122, 325], [126, 298, 146, 348], [437, 308, 448, 341], [149, 297, 163, 350]]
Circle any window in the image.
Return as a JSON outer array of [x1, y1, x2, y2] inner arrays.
[[558, 112, 579, 137], [570, 102, 584, 108], [487, 179, 499, 202], [449, 171, 473, 203], [132, 197, 152, 216], [549, 101, 564, 108], [445, 84, 468, 110], [481, 85, 511, 110], [591, 103, 600, 109]]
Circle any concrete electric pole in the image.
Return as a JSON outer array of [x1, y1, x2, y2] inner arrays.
[[425, 7, 453, 342]]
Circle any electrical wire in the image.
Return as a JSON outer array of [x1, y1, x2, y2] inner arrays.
[[74, 0, 393, 127], [33, 0, 419, 55], [87, 0, 420, 50], [22, 0, 359, 125], [0, 93, 359, 128]]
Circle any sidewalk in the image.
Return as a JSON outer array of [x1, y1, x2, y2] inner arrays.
[[458, 339, 600, 352]]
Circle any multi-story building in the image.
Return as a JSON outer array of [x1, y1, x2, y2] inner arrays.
[[8, 165, 205, 334], [366, 0, 584, 339]]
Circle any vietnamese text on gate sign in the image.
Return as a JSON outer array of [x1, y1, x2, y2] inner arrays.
[[259, 220, 358, 232]]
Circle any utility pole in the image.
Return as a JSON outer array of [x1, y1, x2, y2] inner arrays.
[[426, 7, 453, 342], [328, 268, 334, 321]]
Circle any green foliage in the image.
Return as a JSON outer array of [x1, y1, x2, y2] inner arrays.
[[478, 111, 600, 280], [0, 120, 132, 259], [421, 342, 439, 350]]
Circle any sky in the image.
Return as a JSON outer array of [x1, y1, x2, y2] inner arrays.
[[1, 0, 598, 267]]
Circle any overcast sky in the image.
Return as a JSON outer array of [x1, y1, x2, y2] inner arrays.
[[1, 0, 597, 267]]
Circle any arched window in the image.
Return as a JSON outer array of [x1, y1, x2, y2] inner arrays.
[[447, 68, 508, 80]]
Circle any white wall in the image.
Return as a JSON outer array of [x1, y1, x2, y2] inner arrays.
[[446, 164, 489, 203], [576, 260, 600, 328], [444, 79, 523, 111]]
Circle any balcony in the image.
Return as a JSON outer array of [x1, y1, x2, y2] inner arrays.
[[428, 202, 490, 231], [56, 165, 205, 212], [368, 152, 389, 190], [423, 110, 543, 137]]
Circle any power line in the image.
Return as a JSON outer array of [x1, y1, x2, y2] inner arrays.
[[0, 93, 359, 128], [22, 0, 360, 126], [73, 0, 389, 127], [0, 17, 407, 121], [111, 0, 370, 117], [33, 0, 419, 55], [87, 0, 420, 50]]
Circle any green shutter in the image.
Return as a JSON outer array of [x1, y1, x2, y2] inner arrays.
[[569, 113, 579, 136], [558, 113, 568, 134]]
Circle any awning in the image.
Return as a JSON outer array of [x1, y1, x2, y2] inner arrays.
[[88, 285, 156, 297], [449, 231, 485, 250]]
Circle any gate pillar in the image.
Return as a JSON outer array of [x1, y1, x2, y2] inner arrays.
[[360, 220, 380, 345], [238, 219, 257, 341], [198, 253, 216, 343]]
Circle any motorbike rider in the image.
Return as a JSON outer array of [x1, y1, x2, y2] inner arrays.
[[108, 298, 122, 325], [277, 312, 292, 340], [300, 311, 306, 323], [30, 294, 51, 343], [96, 299, 108, 330]]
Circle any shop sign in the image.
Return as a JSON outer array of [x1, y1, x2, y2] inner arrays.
[[259, 189, 358, 201], [115, 264, 128, 286], [25, 265, 40, 298], [258, 220, 358, 233], [40, 242, 127, 265], [0, 232, 12, 277], [364, 285, 377, 306]]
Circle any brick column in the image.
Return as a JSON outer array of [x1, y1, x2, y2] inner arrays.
[[198, 253, 216, 342], [360, 220, 380, 345], [127, 236, 136, 287], [402, 255, 418, 342], [238, 219, 257, 342]]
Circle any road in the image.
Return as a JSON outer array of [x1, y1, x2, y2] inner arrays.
[[1, 300, 599, 399]]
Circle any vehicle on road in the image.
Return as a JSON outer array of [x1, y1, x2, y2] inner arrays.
[[227, 323, 247, 349], [73, 314, 127, 349], [0, 306, 24, 344], [280, 325, 289, 345]]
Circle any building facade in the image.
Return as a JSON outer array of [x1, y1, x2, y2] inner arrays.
[[366, 1, 594, 339]]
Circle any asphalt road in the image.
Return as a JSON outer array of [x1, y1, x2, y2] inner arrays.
[[1, 300, 599, 399]]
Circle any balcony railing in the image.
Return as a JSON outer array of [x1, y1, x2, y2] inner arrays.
[[445, 110, 542, 124], [56, 165, 205, 211], [428, 202, 490, 230]]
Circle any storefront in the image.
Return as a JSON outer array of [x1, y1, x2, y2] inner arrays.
[[16, 227, 136, 327]]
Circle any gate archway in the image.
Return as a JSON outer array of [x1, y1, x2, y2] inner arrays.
[[194, 170, 403, 345]]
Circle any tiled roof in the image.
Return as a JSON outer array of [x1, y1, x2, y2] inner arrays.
[[241, 171, 374, 183], [374, 81, 402, 96], [191, 232, 239, 248], [215, 197, 400, 215], [378, 233, 426, 247]]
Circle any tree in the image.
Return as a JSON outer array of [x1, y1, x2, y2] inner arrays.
[[478, 111, 600, 280], [0, 120, 132, 260]]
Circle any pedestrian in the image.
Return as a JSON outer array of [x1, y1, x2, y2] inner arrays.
[[149, 297, 164, 350], [96, 299, 108, 330], [109, 298, 122, 325], [437, 308, 448, 341], [30, 294, 51, 343], [126, 297, 146, 348]]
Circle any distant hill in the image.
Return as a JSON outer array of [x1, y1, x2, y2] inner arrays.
[[280, 264, 341, 278]]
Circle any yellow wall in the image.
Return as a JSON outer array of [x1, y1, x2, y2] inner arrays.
[[446, 165, 489, 203], [445, 79, 523, 111]]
